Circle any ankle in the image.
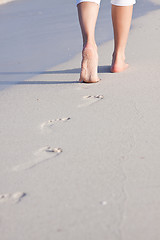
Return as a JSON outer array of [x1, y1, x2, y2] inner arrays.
[[83, 40, 97, 50], [113, 50, 125, 61]]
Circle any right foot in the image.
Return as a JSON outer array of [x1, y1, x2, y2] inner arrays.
[[111, 52, 128, 73], [79, 43, 100, 83]]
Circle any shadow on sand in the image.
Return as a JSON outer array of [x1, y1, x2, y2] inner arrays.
[[0, 65, 111, 85]]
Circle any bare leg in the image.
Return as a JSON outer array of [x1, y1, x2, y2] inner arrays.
[[77, 2, 100, 83], [111, 5, 133, 73]]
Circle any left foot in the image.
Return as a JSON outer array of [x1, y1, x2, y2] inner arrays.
[[79, 43, 100, 83], [111, 53, 128, 73]]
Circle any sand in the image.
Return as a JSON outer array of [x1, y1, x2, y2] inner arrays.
[[0, 1, 160, 240]]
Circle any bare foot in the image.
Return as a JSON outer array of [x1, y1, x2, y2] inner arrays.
[[79, 43, 100, 83], [111, 53, 129, 73]]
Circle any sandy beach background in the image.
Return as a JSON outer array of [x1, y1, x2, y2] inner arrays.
[[0, 0, 160, 239]]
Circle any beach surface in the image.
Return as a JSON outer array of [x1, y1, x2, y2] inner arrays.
[[0, 1, 160, 239]]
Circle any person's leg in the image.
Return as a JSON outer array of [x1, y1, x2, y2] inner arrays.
[[77, 1, 100, 83], [111, 4, 134, 73]]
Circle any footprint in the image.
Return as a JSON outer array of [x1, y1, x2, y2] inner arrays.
[[78, 95, 104, 108], [41, 117, 71, 130], [12, 146, 62, 171], [0, 192, 26, 204], [83, 95, 104, 100]]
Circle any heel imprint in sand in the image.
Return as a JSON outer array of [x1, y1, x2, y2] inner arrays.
[[41, 117, 71, 130], [0, 192, 26, 204], [78, 95, 104, 108], [12, 146, 63, 171]]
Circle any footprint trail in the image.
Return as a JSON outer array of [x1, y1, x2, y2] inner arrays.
[[0, 192, 26, 204], [41, 117, 71, 130], [12, 146, 62, 171], [78, 95, 104, 108]]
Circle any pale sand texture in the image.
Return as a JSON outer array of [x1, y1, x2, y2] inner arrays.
[[150, 0, 160, 4], [0, 7, 160, 240]]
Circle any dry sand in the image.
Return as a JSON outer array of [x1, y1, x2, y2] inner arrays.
[[0, 4, 160, 240]]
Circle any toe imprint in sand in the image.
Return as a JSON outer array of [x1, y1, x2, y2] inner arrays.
[[0, 192, 26, 204], [41, 117, 71, 130], [78, 95, 104, 108], [83, 95, 104, 99], [12, 146, 62, 171]]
